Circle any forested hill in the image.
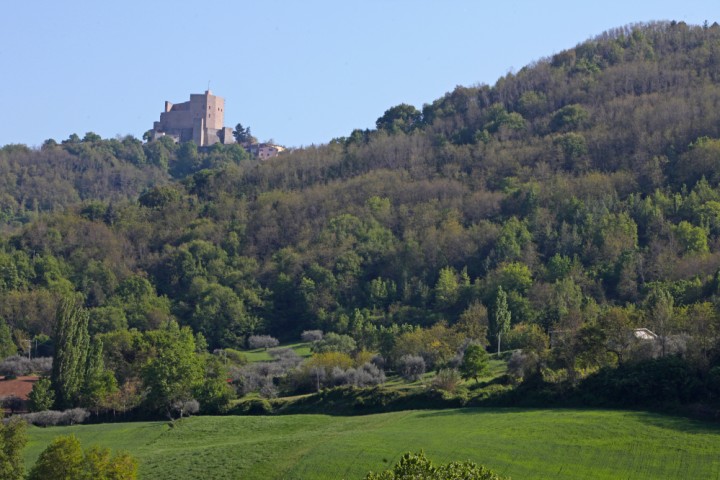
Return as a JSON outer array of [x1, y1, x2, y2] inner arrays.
[[2, 21, 720, 375]]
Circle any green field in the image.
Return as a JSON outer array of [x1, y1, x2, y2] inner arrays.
[[23, 408, 720, 479], [241, 342, 313, 363]]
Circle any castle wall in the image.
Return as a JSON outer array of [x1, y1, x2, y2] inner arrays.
[[154, 91, 231, 146]]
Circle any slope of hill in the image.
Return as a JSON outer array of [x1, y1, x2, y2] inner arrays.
[[2, 21, 720, 411], [24, 409, 720, 479]]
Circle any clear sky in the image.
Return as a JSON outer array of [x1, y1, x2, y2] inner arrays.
[[1, 1, 719, 148]]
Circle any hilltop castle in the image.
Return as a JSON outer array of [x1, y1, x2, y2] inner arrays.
[[152, 90, 235, 147]]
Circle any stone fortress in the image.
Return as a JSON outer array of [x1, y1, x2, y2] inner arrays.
[[152, 90, 235, 147]]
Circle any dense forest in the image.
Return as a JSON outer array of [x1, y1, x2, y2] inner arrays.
[[2, 21, 720, 416]]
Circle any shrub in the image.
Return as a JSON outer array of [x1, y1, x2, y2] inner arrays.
[[63, 408, 91, 425], [21, 408, 90, 427], [348, 363, 386, 387], [398, 355, 426, 381], [365, 451, 506, 479], [432, 368, 462, 393], [301, 330, 323, 342], [311, 333, 357, 354], [214, 348, 247, 365], [0, 356, 52, 377], [268, 348, 303, 369], [247, 335, 280, 350], [171, 399, 200, 418], [507, 350, 540, 382], [0, 395, 23, 413]]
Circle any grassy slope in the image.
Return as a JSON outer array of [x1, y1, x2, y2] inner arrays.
[[25, 408, 720, 480], [241, 342, 313, 363]]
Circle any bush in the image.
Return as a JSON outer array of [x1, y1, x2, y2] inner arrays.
[[0, 395, 23, 413], [507, 350, 540, 382], [365, 451, 506, 479], [311, 333, 357, 354], [301, 330, 323, 342], [398, 355, 426, 381], [330, 363, 386, 388], [431, 368, 462, 393], [171, 399, 200, 418], [247, 335, 280, 350], [214, 348, 247, 365], [268, 348, 303, 369], [21, 408, 90, 427], [0, 356, 53, 377]]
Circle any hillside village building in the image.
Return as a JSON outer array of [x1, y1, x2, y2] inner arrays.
[[152, 90, 235, 147]]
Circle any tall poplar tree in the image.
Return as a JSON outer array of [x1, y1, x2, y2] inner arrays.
[[494, 287, 511, 354], [51, 295, 90, 409]]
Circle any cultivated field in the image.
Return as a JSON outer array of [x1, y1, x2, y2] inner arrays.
[[24, 408, 720, 479]]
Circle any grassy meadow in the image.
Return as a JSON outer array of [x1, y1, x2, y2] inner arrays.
[[24, 408, 720, 479]]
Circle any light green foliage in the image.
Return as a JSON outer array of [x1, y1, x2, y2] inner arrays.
[[365, 450, 505, 480], [460, 344, 491, 383], [141, 321, 204, 415], [28, 435, 83, 480], [0, 417, 27, 480], [434, 266, 459, 308], [109, 276, 172, 331], [28, 435, 137, 480], [28, 377, 55, 412], [51, 295, 90, 409], [81, 340, 118, 413], [493, 218, 532, 264], [673, 220, 709, 254]]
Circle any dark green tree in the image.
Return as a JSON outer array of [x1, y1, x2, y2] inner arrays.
[[493, 287, 511, 354], [51, 295, 90, 409], [0, 317, 16, 359], [376, 104, 423, 133], [232, 123, 255, 144]]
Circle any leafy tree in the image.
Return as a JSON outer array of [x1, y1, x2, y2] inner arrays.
[[51, 295, 90, 409], [455, 301, 489, 345], [0, 417, 27, 480], [311, 332, 357, 354], [0, 317, 16, 359], [376, 104, 423, 134], [365, 451, 505, 480], [646, 286, 674, 357], [493, 287, 511, 354], [459, 344, 490, 383], [80, 340, 118, 414], [28, 435, 137, 480], [28, 377, 55, 412], [232, 123, 256, 144], [247, 335, 279, 350], [28, 435, 83, 480], [397, 354, 426, 381], [141, 321, 204, 417]]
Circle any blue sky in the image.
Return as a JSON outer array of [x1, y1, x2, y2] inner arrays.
[[1, 1, 718, 148]]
